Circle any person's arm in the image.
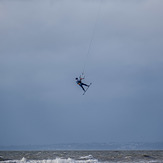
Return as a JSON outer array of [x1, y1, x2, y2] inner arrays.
[[80, 77, 84, 81], [79, 75, 85, 81]]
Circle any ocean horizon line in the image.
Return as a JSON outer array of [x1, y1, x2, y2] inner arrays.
[[1, 142, 163, 151]]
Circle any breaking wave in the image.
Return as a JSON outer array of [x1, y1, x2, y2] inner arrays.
[[2, 157, 99, 163]]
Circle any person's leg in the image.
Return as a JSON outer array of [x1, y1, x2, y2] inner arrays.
[[82, 83, 89, 87], [80, 85, 85, 91]]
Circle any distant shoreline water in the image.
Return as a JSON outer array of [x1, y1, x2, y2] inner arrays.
[[1, 142, 163, 151], [0, 150, 163, 163]]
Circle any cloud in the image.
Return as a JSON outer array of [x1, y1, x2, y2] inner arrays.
[[0, 0, 163, 145]]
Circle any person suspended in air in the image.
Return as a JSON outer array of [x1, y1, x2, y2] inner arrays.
[[75, 75, 91, 92]]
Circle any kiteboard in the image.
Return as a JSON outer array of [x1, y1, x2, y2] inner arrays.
[[83, 83, 92, 95]]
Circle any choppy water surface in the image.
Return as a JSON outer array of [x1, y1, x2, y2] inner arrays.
[[0, 151, 163, 163]]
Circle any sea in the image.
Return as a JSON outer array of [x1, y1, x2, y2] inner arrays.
[[1, 151, 163, 163]]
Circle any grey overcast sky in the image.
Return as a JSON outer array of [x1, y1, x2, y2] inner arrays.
[[0, 0, 163, 146]]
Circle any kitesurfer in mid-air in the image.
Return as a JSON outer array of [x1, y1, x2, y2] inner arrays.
[[76, 76, 90, 92]]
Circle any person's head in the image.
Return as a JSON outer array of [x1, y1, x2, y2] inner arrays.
[[75, 78, 78, 80]]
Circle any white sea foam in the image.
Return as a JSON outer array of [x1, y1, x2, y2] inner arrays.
[[1, 157, 162, 163], [80, 155, 94, 159], [2, 157, 99, 163], [21, 157, 27, 162]]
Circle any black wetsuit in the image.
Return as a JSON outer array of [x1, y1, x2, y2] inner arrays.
[[76, 79, 89, 91]]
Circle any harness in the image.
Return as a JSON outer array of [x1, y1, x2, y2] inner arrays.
[[76, 80, 82, 86]]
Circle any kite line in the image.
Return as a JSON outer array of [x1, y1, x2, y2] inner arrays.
[[82, 0, 102, 76]]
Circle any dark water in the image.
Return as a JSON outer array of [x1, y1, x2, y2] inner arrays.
[[0, 151, 163, 163]]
